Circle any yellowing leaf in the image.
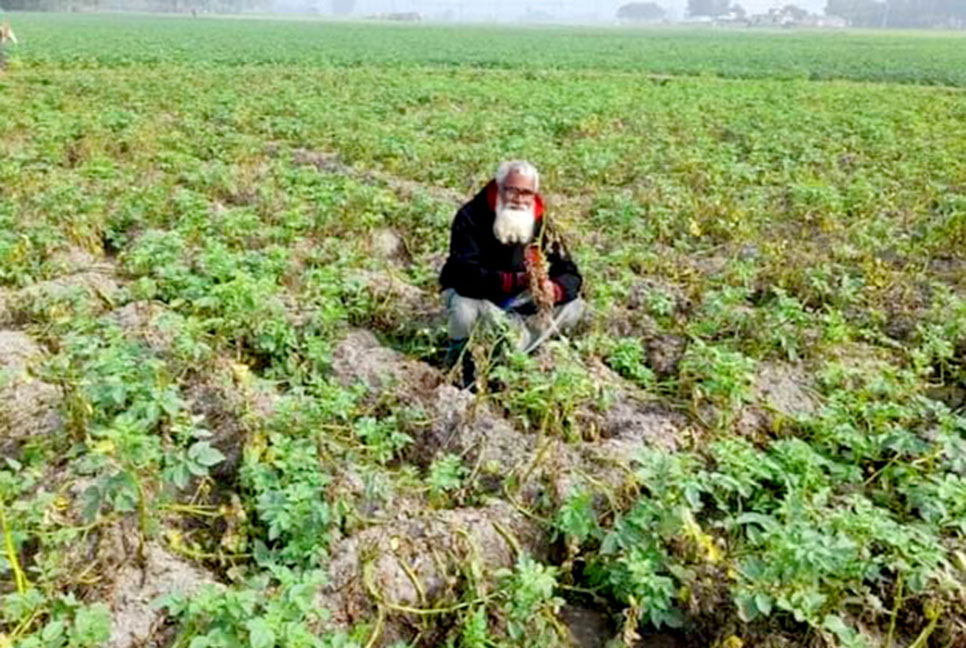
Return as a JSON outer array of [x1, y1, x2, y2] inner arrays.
[[92, 439, 115, 455], [232, 361, 251, 384]]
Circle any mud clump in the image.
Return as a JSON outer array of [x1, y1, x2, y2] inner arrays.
[[11, 271, 121, 323], [545, 359, 687, 501], [420, 383, 535, 475], [109, 301, 176, 353], [562, 407, 685, 503], [755, 362, 817, 418], [586, 359, 685, 449], [20, 271, 119, 304], [349, 271, 445, 337], [646, 333, 688, 379], [330, 330, 687, 504], [107, 543, 218, 648], [738, 362, 818, 435], [47, 246, 113, 276], [331, 331, 537, 489], [184, 357, 279, 483], [331, 329, 442, 405], [559, 605, 615, 648], [0, 329, 44, 372], [370, 228, 412, 267], [0, 329, 62, 455], [318, 501, 547, 645]]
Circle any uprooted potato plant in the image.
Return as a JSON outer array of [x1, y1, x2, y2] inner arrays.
[[3, 13, 966, 648]]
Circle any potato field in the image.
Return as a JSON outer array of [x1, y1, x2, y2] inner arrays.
[[1, 13, 966, 648]]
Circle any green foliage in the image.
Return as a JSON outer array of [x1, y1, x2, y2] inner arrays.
[[554, 488, 601, 545], [590, 366, 966, 641], [352, 416, 412, 465], [241, 433, 337, 569], [679, 339, 756, 424], [588, 451, 700, 629], [11, 14, 966, 86], [3, 13, 966, 648], [606, 337, 657, 390], [427, 453, 466, 499], [494, 344, 607, 438], [13, 597, 110, 648], [161, 568, 354, 648], [496, 556, 565, 646]]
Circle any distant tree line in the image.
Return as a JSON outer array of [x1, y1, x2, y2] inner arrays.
[[826, 0, 966, 27], [684, 0, 750, 18], [687, 0, 730, 16], [0, 0, 357, 13], [616, 2, 665, 22], [0, 0, 264, 11], [680, 0, 964, 26]]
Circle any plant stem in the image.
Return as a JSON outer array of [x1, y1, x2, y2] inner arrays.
[[0, 501, 28, 594], [885, 573, 903, 648], [908, 605, 941, 648]]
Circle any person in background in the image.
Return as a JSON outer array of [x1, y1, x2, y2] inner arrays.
[[440, 160, 583, 387], [0, 19, 17, 71]]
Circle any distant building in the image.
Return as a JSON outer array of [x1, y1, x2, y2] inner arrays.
[[713, 10, 750, 26], [747, 7, 847, 28], [749, 8, 793, 26], [801, 14, 847, 28]]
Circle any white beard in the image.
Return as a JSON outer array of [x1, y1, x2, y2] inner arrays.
[[493, 198, 536, 246]]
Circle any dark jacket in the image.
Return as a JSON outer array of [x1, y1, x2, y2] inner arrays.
[[440, 181, 582, 306]]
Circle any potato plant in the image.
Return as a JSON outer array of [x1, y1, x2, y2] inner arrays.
[[1, 12, 965, 648]]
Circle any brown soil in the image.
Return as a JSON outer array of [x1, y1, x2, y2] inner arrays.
[[184, 356, 279, 482], [107, 543, 218, 648], [318, 501, 547, 645], [738, 361, 819, 436], [17, 270, 120, 308], [349, 270, 445, 336], [0, 329, 62, 456], [109, 301, 177, 353], [331, 329, 443, 406]]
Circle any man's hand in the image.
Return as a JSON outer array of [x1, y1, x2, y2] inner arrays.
[[519, 272, 560, 302], [500, 271, 530, 293], [499, 270, 562, 303], [539, 277, 561, 303]]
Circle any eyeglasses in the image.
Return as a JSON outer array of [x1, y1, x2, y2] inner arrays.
[[501, 185, 536, 199]]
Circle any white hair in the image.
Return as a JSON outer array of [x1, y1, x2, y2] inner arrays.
[[495, 160, 539, 192]]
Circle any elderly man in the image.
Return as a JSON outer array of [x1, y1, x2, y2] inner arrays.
[[440, 160, 583, 385]]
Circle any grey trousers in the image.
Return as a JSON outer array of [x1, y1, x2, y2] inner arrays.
[[443, 288, 584, 353]]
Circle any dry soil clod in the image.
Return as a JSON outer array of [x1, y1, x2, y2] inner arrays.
[[0, 329, 62, 455], [318, 501, 547, 645], [107, 543, 218, 648]]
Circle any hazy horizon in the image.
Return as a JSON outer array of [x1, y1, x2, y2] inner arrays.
[[6, 0, 957, 26], [322, 0, 829, 20]]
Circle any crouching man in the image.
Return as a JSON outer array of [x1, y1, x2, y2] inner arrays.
[[440, 160, 584, 385]]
